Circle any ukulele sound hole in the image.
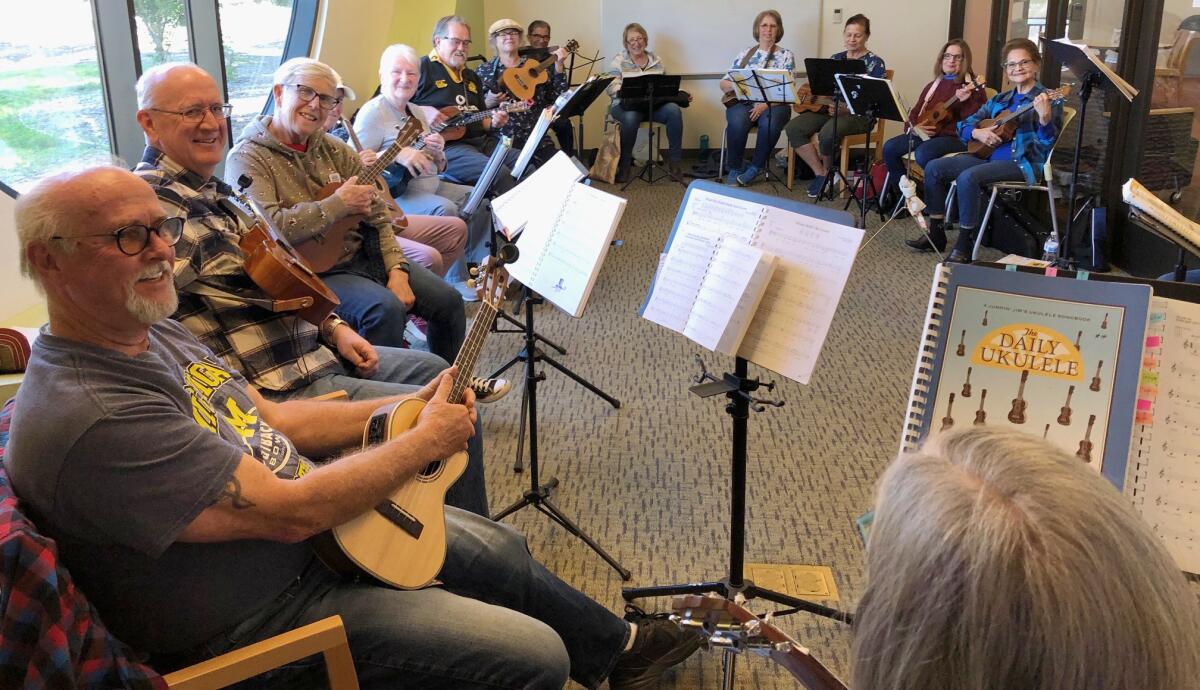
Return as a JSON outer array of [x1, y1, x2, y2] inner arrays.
[[418, 459, 445, 479]]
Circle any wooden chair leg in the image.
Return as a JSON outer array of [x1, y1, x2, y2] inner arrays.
[[787, 145, 795, 189]]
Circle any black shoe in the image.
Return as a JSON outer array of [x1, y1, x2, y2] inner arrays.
[[947, 249, 972, 263], [668, 160, 685, 184], [608, 605, 702, 690], [615, 163, 632, 184], [905, 236, 942, 252]]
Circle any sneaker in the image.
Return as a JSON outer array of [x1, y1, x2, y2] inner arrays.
[[609, 604, 702, 690], [807, 174, 828, 198], [469, 377, 511, 404], [735, 164, 762, 186], [774, 149, 789, 169], [724, 168, 743, 186], [404, 317, 428, 344]]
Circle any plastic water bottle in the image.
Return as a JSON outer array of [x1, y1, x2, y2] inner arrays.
[[699, 134, 709, 158], [1042, 234, 1060, 262]]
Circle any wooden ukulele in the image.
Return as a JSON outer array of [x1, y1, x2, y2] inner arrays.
[[225, 179, 340, 326], [941, 392, 956, 431], [671, 594, 847, 690], [913, 75, 984, 139], [304, 117, 424, 273], [1090, 360, 1104, 392], [1076, 414, 1096, 462], [962, 366, 973, 398], [966, 85, 1071, 159], [974, 389, 987, 425], [956, 329, 966, 357], [341, 116, 412, 225], [1057, 385, 1075, 426], [312, 259, 510, 589], [501, 39, 578, 101], [791, 82, 835, 114], [434, 100, 532, 141], [1008, 369, 1029, 424]]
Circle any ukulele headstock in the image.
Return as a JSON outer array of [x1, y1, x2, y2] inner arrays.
[[396, 116, 424, 147], [564, 39, 579, 54], [470, 256, 511, 309]]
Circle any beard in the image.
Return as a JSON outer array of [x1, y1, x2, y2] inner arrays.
[[125, 260, 178, 326]]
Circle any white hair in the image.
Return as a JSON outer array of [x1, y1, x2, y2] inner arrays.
[[379, 43, 420, 77], [272, 57, 340, 89], [135, 61, 205, 109], [853, 427, 1200, 690]]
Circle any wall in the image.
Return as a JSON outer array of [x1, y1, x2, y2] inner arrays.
[[313, 0, 401, 118], [964, 0, 992, 73], [0, 192, 42, 324]]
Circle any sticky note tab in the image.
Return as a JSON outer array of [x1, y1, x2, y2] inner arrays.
[[1137, 399, 1154, 411], [1045, 266, 1059, 277], [1146, 336, 1163, 347]]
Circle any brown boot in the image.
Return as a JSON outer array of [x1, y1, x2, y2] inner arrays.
[[667, 160, 685, 184]]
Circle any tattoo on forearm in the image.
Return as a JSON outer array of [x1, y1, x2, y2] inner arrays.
[[219, 476, 256, 509]]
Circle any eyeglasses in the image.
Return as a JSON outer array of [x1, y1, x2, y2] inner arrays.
[[285, 84, 341, 110], [942, 53, 964, 61], [52, 216, 184, 256], [439, 37, 472, 48], [495, 29, 521, 38], [1004, 58, 1035, 70], [149, 103, 232, 123]]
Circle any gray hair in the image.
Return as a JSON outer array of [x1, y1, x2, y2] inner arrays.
[[272, 57, 340, 90], [853, 427, 1200, 690], [379, 43, 420, 77], [135, 61, 204, 109], [432, 15, 469, 45]]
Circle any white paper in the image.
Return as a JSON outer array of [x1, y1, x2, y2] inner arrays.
[[491, 151, 583, 240], [511, 108, 555, 180]]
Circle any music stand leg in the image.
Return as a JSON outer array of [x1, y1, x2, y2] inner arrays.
[[842, 112, 880, 229], [1058, 71, 1101, 269], [539, 352, 621, 408], [494, 308, 568, 354], [721, 649, 737, 690]]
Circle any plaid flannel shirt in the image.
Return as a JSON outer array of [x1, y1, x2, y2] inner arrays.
[[958, 84, 1062, 185], [0, 400, 165, 689], [135, 147, 342, 393]]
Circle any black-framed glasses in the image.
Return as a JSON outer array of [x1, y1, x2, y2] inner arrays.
[[285, 83, 342, 110], [439, 36, 472, 48], [942, 53, 965, 61], [1003, 58, 1035, 70], [52, 216, 184, 256], [149, 103, 232, 123]]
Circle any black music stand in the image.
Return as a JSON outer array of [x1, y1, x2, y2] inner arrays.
[[617, 73, 681, 189], [837, 74, 906, 229], [553, 74, 614, 164], [804, 58, 866, 202], [725, 68, 796, 191]]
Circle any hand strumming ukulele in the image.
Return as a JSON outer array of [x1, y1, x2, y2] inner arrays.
[[1058, 385, 1075, 426], [434, 101, 531, 141], [312, 257, 512, 589], [791, 82, 835, 114], [501, 39, 578, 101], [912, 75, 984, 140], [966, 86, 1070, 159], [1008, 369, 1029, 424]]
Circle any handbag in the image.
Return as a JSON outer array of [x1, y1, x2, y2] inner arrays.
[[590, 121, 621, 184]]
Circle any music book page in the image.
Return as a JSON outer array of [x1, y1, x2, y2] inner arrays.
[[643, 233, 778, 356], [511, 108, 555, 180], [508, 181, 626, 318], [491, 151, 583, 239], [667, 188, 863, 383]]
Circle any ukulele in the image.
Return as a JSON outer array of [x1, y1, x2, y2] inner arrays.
[[791, 82, 835, 114], [304, 117, 424, 273], [1008, 369, 1029, 424], [224, 178, 340, 326], [982, 309, 988, 326], [956, 329, 966, 357], [434, 100, 532, 142], [501, 39, 579, 101], [1101, 313, 1108, 329], [974, 389, 987, 425], [1058, 385, 1075, 425], [1090, 360, 1104, 392], [966, 85, 1071, 159], [671, 594, 848, 690], [913, 75, 985, 140], [1073, 330, 1083, 350], [312, 257, 511, 589], [340, 116, 412, 226], [941, 392, 956, 431], [962, 366, 973, 398], [1076, 414, 1096, 462]]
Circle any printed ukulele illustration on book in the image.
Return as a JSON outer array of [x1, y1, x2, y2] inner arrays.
[[974, 389, 987, 425]]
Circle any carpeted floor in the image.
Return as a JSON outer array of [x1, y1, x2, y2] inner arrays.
[[465, 169, 1001, 689]]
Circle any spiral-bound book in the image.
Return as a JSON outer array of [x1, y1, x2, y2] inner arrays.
[[902, 262, 1200, 573]]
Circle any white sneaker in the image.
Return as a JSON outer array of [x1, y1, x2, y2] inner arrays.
[[469, 377, 511, 403]]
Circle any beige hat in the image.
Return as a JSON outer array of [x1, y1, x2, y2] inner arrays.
[[488, 18, 522, 36], [335, 80, 356, 101]]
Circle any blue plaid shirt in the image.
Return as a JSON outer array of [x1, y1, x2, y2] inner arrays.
[[958, 84, 1063, 184]]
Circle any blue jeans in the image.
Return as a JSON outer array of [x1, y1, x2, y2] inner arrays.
[[924, 156, 1024, 253], [724, 102, 790, 171], [609, 101, 684, 165], [259, 348, 488, 518], [881, 133, 966, 197], [190, 510, 628, 689], [323, 264, 465, 364]]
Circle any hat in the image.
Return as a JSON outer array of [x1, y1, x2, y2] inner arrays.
[[488, 18, 522, 36], [335, 80, 357, 101]]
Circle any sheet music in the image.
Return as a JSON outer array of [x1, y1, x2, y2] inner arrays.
[[1134, 297, 1200, 573], [491, 151, 582, 239], [726, 68, 796, 104], [668, 188, 863, 383], [511, 108, 555, 180], [643, 232, 715, 333]]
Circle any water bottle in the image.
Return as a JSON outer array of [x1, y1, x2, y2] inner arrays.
[[1041, 234, 1060, 262], [699, 134, 709, 158]]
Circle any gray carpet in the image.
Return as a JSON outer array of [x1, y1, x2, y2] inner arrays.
[[466, 171, 996, 688]]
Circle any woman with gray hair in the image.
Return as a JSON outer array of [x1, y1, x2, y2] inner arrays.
[[855, 427, 1200, 690]]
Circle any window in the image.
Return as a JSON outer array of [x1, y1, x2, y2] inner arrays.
[[133, 0, 190, 72], [0, 0, 112, 193], [219, 0, 296, 137]]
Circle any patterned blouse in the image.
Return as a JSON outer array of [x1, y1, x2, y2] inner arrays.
[[476, 56, 567, 147], [729, 45, 796, 71], [830, 50, 886, 78]]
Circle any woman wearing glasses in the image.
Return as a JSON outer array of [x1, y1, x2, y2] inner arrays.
[[226, 57, 468, 363], [919, 38, 1062, 260], [721, 10, 795, 187], [880, 40, 986, 227]]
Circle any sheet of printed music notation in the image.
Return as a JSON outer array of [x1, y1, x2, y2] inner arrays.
[[671, 189, 863, 384], [1128, 296, 1200, 574]]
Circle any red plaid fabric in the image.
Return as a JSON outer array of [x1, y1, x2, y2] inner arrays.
[[0, 399, 166, 689]]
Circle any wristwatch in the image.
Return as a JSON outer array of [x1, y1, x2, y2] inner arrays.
[[319, 315, 348, 343]]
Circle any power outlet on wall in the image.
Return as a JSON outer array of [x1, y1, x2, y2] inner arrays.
[[832, 8, 842, 24]]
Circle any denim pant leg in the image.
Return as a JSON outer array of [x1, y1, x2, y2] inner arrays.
[[952, 160, 1024, 252], [406, 260, 466, 363], [438, 508, 629, 688], [922, 154, 986, 217], [750, 104, 791, 168], [651, 102, 684, 162], [323, 272, 409, 349], [550, 116, 575, 157], [609, 103, 645, 166], [914, 135, 967, 168], [882, 133, 917, 194], [724, 102, 754, 171], [442, 143, 491, 185]]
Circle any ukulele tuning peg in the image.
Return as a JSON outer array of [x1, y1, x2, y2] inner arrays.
[[469, 266, 480, 277], [467, 278, 476, 289]]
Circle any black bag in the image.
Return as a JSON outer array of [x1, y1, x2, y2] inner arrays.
[[978, 193, 1046, 258]]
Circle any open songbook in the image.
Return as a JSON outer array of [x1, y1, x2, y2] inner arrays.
[[643, 234, 778, 356], [1122, 177, 1200, 258]]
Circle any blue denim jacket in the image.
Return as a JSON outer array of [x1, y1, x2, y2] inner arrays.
[[958, 84, 1063, 184]]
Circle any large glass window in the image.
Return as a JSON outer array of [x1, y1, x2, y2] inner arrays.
[[220, 0, 295, 137], [133, 0, 190, 72], [0, 0, 112, 193]]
